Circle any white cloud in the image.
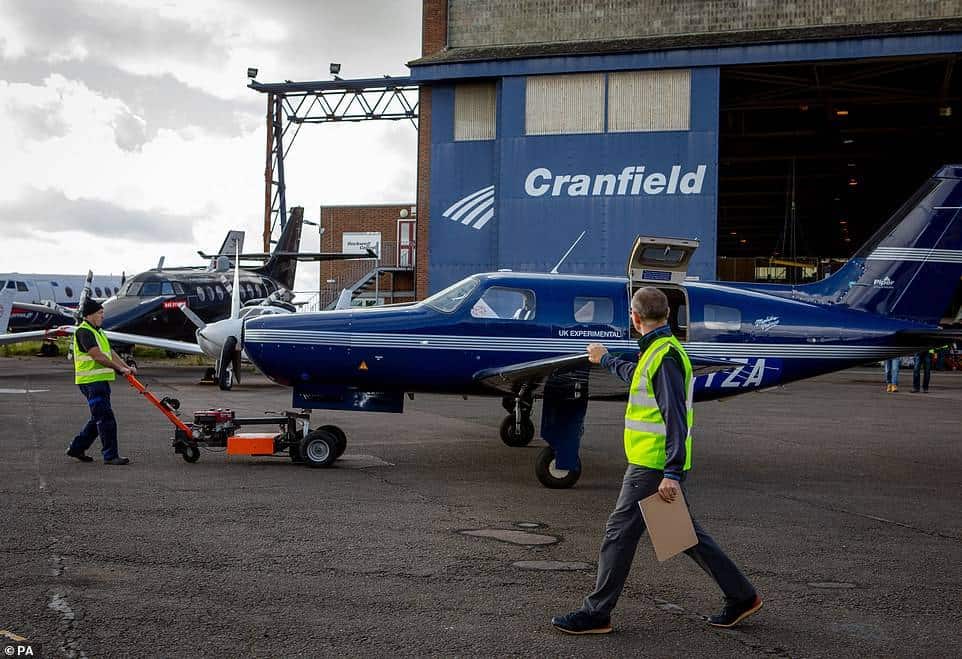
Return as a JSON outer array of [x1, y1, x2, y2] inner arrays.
[[0, 0, 421, 298]]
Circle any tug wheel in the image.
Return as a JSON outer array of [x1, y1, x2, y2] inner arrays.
[[300, 430, 338, 468], [320, 425, 347, 459], [500, 415, 535, 447], [181, 446, 200, 463], [535, 447, 581, 489]]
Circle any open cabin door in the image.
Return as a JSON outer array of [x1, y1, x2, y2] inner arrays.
[[627, 236, 699, 341]]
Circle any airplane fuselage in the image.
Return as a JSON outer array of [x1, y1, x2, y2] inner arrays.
[[244, 272, 931, 407], [104, 267, 283, 344]]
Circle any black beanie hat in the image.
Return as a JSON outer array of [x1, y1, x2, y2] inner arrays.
[[82, 298, 103, 316]]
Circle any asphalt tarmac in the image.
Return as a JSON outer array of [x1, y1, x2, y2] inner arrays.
[[1, 356, 960, 658]]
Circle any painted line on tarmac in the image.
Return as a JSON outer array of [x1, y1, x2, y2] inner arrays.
[[0, 388, 49, 393], [0, 630, 27, 642]]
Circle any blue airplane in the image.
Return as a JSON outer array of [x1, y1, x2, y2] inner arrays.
[[241, 165, 962, 487]]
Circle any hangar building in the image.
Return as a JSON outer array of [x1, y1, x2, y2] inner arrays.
[[408, 1, 962, 298]]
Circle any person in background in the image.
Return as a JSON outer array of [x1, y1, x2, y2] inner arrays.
[[883, 356, 900, 393], [911, 349, 934, 393]]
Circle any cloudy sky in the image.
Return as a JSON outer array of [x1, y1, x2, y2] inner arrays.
[[0, 0, 421, 297]]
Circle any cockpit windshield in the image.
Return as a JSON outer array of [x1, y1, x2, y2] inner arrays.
[[422, 276, 480, 313]]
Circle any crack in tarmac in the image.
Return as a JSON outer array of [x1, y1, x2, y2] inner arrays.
[[27, 383, 87, 658], [653, 597, 796, 658], [767, 492, 961, 542]]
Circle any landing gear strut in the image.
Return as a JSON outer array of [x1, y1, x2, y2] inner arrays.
[[499, 395, 534, 447]]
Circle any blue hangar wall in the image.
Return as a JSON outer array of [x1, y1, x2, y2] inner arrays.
[[427, 67, 720, 292]]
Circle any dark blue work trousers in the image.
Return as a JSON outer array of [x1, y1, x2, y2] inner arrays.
[[69, 381, 119, 460], [913, 352, 932, 392], [583, 465, 756, 617]]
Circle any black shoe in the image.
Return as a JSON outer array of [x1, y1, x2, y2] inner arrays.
[[66, 449, 93, 463], [104, 457, 130, 465], [551, 610, 612, 635], [708, 595, 763, 628]]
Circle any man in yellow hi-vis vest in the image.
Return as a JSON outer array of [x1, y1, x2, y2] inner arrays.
[[66, 299, 136, 465], [552, 287, 761, 635]]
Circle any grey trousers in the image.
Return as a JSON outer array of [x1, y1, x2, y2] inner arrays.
[[583, 465, 757, 617]]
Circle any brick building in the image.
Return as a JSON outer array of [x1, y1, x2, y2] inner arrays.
[[409, 1, 962, 296], [317, 203, 416, 308]]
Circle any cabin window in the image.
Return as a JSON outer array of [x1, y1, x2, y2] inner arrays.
[[197, 286, 206, 302], [173, 282, 185, 295], [5, 281, 15, 289], [124, 282, 142, 297], [573, 296, 614, 324], [64, 286, 74, 298], [205, 286, 215, 301], [215, 285, 225, 301], [94, 287, 103, 297], [161, 282, 174, 295], [703, 304, 741, 331], [471, 286, 536, 321], [141, 282, 161, 296], [16, 281, 28, 292], [423, 277, 480, 313]]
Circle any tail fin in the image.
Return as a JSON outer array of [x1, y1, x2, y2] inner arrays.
[[256, 207, 304, 290], [803, 165, 962, 324], [217, 230, 245, 257]]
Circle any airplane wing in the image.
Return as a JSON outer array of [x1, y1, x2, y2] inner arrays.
[[0, 325, 204, 355], [896, 328, 962, 344], [102, 329, 204, 355], [196, 249, 377, 261], [473, 352, 745, 399]]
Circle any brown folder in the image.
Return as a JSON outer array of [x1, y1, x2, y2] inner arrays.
[[638, 490, 698, 562]]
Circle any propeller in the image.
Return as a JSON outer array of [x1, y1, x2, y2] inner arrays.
[[75, 270, 93, 323], [230, 244, 241, 320], [178, 304, 206, 330]]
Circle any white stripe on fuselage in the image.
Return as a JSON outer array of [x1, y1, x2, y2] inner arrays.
[[244, 329, 917, 360], [867, 247, 962, 263]]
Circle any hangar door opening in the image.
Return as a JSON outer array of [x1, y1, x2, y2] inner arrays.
[[718, 54, 962, 302]]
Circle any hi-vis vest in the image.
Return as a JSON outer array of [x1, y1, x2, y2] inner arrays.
[[624, 334, 694, 470], [73, 321, 116, 385]]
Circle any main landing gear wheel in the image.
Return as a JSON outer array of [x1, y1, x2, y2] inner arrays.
[[217, 336, 237, 391], [535, 447, 581, 489], [300, 429, 338, 468], [319, 425, 347, 459], [500, 414, 535, 447], [181, 446, 200, 463]]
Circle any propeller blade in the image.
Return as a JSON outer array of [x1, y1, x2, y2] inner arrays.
[[232, 350, 242, 384], [178, 303, 206, 330], [230, 244, 241, 320]]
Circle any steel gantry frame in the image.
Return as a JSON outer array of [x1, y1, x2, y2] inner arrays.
[[248, 77, 419, 251]]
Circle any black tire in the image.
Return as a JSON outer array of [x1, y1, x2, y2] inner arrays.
[[39, 342, 60, 357], [300, 430, 338, 468], [217, 336, 238, 391], [320, 425, 347, 459], [182, 446, 200, 463], [535, 447, 581, 489], [160, 396, 180, 411], [500, 415, 535, 447]]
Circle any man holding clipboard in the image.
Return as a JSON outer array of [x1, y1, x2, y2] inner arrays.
[[551, 287, 762, 635]]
